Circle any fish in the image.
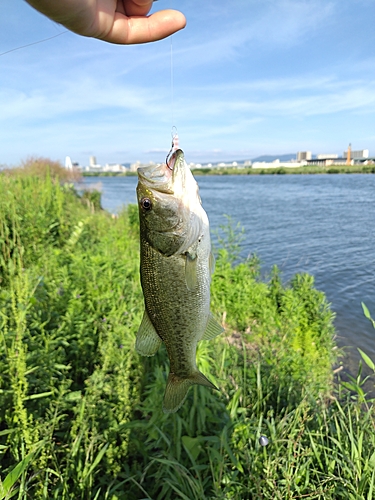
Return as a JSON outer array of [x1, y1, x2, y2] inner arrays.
[[135, 145, 223, 413]]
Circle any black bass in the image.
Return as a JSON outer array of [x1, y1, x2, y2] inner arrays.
[[136, 147, 223, 413]]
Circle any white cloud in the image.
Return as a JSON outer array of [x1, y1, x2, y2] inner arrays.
[[171, 74, 375, 119], [173, 0, 336, 68], [0, 77, 166, 123], [144, 148, 169, 154]]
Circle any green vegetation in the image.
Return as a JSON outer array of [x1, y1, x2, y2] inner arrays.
[[1, 159, 374, 499], [192, 163, 375, 175], [82, 172, 137, 177]]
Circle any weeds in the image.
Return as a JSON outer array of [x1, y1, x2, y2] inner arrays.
[[0, 160, 374, 499]]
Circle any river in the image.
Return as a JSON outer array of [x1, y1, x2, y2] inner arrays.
[[78, 173, 375, 375]]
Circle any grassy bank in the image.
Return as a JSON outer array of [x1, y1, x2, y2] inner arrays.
[[1, 159, 374, 499], [192, 164, 375, 176]]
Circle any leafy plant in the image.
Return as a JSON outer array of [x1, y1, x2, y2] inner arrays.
[[0, 161, 374, 499]]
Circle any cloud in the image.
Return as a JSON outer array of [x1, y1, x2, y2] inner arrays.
[[171, 73, 375, 120], [144, 148, 169, 154], [0, 77, 166, 124], [257, 0, 335, 47], [172, 0, 336, 68]]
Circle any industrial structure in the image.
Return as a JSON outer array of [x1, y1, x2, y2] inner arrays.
[[306, 146, 371, 166], [343, 147, 369, 160]]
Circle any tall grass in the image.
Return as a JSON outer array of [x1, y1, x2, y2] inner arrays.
[[0, 159, 374, 499]]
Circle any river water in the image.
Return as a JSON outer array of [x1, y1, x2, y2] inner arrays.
[[79, 174, 375, 374]]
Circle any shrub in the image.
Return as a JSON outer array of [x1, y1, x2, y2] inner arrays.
[[0, 166, 373, 500]]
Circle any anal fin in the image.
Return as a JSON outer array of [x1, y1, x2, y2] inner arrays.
[[135, 309, 162, 357], [200, 313, 224, 341]]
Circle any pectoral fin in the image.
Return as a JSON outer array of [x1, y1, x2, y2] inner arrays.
[[209, 251, 216, 276], [185, 252, 198, 291], [200, 313, 224, 341], [135, 309, 162, 357]]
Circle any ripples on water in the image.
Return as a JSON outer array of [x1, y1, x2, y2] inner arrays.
[[79, 174, 375, 374]]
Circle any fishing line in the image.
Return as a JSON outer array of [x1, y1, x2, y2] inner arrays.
[[170, 34, 175, 128], [168, 0, 179, 150], [0, 31, 68, 58], [165, 27, 178, 166]]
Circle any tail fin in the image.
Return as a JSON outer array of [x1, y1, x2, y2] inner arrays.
[[162, 371, 218, 414]]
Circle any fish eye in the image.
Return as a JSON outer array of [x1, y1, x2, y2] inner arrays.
[[140, 197, 152, 211]]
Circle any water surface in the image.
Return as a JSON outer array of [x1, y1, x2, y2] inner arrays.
[[79, 174, 375, 373]]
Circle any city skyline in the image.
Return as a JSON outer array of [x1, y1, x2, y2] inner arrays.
[[1, 0, 375, 166], [73, 145, 371, 168], [70, 146, 371, 174]]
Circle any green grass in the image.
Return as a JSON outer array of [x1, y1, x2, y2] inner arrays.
[[192, 164, 375, 175], [0, 158, 374, 499]]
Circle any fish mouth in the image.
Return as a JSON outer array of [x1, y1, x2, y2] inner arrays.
[[137, 150, 185, 194]]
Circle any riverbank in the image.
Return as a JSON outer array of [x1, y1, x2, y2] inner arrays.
[[1, 159, 375, 499], [82, 163, 375, 177], [194, 163, 375, 175]]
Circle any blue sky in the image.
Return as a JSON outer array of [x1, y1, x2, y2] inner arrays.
[[1, 0, 375, 166]]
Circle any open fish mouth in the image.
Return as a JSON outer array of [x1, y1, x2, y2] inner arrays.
[[137, 162, 173, 194], [137, 150, 185, 194]]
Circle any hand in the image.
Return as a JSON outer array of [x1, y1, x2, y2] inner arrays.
[[25, 0, 186, 44]]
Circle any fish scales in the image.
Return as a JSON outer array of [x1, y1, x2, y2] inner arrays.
[[136, 148, 224, 413], [140, 236, 210, 377]]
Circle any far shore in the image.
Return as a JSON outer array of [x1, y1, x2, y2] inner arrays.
[[82, 163, 375, 177]]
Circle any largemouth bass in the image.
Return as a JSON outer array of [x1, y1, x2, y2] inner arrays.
[[136, 148, 223, 413]]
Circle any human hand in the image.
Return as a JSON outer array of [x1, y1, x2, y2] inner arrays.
[[25, 0, 186, 44]]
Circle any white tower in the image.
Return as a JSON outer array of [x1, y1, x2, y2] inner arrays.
[[65, 156, 73, 170]]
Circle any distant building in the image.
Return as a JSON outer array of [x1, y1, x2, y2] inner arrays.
[[252, 159, 306, 169], [130, 160, 157, 172], [102, 163, 126, 173], [307, 157, 350, 166], [317, 154, 338, 159], [343, 149, 369, 159], [81, 155, 127, 173], [130, 160, 141, 172], [297, 151, 312, 161]]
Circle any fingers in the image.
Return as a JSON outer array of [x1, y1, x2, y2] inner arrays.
[[123, 0, 154, 17], [25, 0, 186, 44], [99, 9, 186, 44]]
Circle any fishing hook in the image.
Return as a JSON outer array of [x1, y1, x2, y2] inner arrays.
[[166, 128, 179, 170]]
